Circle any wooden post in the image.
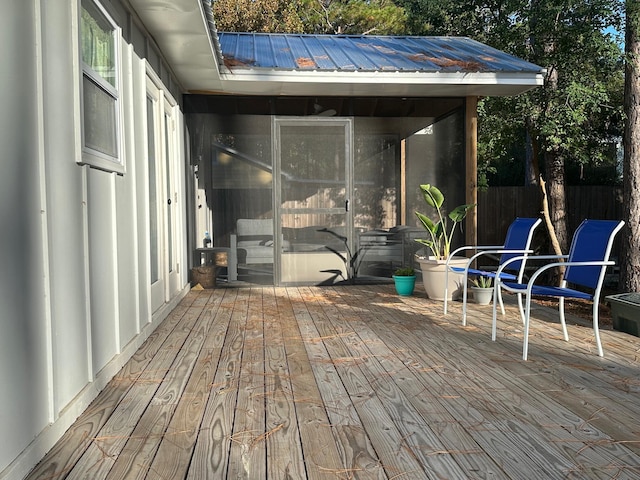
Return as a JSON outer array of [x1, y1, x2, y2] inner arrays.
[[465, 97, 478, 248], [400, 138, 407, 225]]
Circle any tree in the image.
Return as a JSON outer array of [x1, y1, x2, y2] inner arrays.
[[213, 0, 408, 35], [621, 0, 640, 292], [411, 1, 623, 254]]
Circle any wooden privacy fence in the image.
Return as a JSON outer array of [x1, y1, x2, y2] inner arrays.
[[477, 186, 624, 254]]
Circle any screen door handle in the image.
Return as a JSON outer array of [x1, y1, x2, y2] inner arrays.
[[345, 199, 350, 212]]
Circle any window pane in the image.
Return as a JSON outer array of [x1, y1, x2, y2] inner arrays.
[[83, 76, 117, 157], [147, 97, 159, 283], [280, 125, 346, 210], [165, 112, 173, 272], [81, 0, 116, 87]]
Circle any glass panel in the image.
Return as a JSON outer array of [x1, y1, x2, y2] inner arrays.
[[352, 113, 465, 277], [353, 125, 398, 231], [165, 112, 173, 273], [188, 114, 274, 284], [280, 125, 346, 210], [83, 76, 117, 157], [81, 0, 116, 87], [280, 213, 349, 284], [278, 122, 349, 285], [405, 110, 465, 229], [406, 109, 466, 252], [353, 120, 401, 277], [147, 97, 159, 284]]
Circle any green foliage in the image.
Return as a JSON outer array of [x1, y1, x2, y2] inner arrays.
[[213, 0, 306, 32], [394, 267, 415, 276], [471, 276, 493, 288], [415, 184, 475, 260], [214, 0, 408, 34], [402, 0, 624, 187]]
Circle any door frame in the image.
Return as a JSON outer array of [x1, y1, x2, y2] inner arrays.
[[273, 116, 354, 286], [146, 70, 181, 311]]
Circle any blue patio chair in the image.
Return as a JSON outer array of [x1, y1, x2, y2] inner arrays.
[[444, 217, 542, 328], [491, 219, 624, 360]]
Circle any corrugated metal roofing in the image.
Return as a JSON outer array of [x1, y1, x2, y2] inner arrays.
[[218, 32, 544, 74]]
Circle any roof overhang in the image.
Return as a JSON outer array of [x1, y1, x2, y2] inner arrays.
[[127, 1, 545, 98], [126, 0, 222, 90], [199, 70, 544, 97]]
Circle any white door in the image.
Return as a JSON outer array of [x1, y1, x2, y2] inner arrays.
[[146, 83, 164, 311], [162, 98, 180, 297], [146, 77, 181, 311]]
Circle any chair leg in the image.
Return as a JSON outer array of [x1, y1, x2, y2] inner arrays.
[[516, 293, 525, 325], [444, 268, 449, 315], [523, 293, 533, 361], [592, 301, 604, 357], [558, 297, 569, 342], [491, 282, 499, 341], [498, 288, 506, 316], [461, 272, 469, 326]]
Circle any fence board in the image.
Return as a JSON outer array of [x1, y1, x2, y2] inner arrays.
[[478, 186, 623, 254]]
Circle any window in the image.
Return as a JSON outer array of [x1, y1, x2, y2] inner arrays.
[[80, 0, 121, 170]]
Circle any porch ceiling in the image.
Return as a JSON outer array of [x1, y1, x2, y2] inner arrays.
[[128, 1, 545, 98]]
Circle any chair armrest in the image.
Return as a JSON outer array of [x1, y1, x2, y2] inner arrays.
[[497, 254, 568, 272], [525, 260, 616, 290], [448, 244, 504, 260], [496, 257, 613, 294], [494, 254, 569, 283]]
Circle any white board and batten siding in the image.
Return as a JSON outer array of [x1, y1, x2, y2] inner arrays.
[[0, 1, 189, 479]]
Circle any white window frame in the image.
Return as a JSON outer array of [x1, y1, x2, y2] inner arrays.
[[77, 0, 125, 174]]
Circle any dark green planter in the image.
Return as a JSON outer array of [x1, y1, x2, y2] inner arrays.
[[393, 275, 416, 296], [606, 293, 640, 337]]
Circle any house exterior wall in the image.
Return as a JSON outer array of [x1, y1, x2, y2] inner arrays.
[[0, 2, 189, 479]]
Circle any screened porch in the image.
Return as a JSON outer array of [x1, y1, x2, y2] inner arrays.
[[187, 96, 469, 286]]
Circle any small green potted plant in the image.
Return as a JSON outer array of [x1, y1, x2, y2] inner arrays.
[[470, 276, 493, 305], [414, 184, 475, 300], [392, 267, 416, 296]]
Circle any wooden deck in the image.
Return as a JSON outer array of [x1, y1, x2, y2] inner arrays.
[[26, 285, 640, 480]]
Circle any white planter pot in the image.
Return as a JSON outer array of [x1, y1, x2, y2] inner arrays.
[[471, 286, 493, 305], [417, 256, 467, 301]]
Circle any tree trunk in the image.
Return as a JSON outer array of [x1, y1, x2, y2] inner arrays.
[[539, 176, 565, 284], [532, 0, 569, 255], [621, 0, 640, 292], [545, 149, 569, 253], [525, 122, 539, 186]]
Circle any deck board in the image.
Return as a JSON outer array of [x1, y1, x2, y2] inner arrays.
[[25, 285, 640, 480]]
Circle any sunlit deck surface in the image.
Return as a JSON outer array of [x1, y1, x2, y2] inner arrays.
[[27, 285, 640, 480]]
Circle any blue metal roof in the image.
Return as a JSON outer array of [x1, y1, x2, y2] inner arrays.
[[218, 33, 544, 74]]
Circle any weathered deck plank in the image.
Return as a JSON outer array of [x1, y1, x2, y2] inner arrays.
[[186, 289, 243, 479], [226, 287, 266, 480], [25, 285, 640, 480], [298, 286, 436, 479], [286, 287, 387, 480], [276, 288, 346, 479], [326, 286, 509, 479], [263, 286, 307, 479], [144, 289, 231, 480]]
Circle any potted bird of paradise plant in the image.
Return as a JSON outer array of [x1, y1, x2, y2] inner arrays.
[[415, 184, 475, 301]]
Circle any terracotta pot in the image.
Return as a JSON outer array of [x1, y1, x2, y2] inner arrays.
[[416, 256, 467, 301]]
